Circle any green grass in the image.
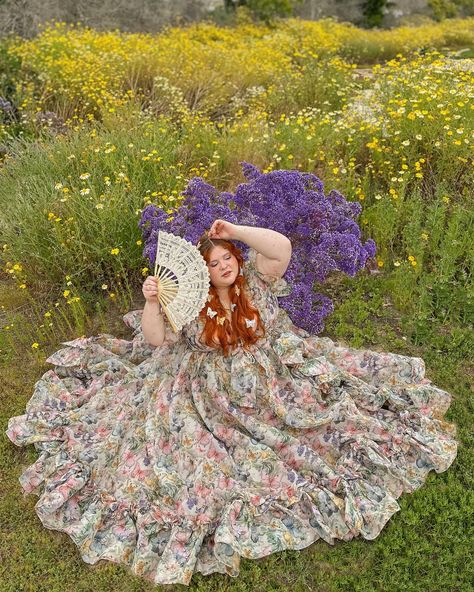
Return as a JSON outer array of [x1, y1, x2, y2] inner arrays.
[[1, 273, 472, 592]]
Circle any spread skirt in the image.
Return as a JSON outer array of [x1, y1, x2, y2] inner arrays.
[[6, 310, 458, 586]]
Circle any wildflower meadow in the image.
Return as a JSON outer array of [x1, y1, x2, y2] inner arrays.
[[0, 16, 473, 592]]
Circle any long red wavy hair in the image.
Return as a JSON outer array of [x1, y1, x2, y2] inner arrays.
[[197, 237, 265, 357]]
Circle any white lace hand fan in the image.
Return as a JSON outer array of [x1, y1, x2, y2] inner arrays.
[[153, 230, 211, 333]]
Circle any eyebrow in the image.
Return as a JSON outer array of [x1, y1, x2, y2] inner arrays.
[[209, 251, 231, 264]]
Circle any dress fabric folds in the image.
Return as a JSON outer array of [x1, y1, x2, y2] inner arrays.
[[6, 248, 458, 586]]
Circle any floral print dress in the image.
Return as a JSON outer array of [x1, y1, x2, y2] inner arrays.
[[6, 248, 458, 586]]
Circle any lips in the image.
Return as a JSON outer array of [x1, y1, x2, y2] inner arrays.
[[222, 271, 232, 277]]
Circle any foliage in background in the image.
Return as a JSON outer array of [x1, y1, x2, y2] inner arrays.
[[1, 0, 473, 39], [361, 0, 389, 28], [223, 0, 302, 23], [428, 0, 474, 20]]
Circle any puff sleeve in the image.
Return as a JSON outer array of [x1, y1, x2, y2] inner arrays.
[[244, 247, 292, 299]]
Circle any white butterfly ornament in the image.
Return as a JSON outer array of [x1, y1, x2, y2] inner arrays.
[[206, 307, 217, 319]]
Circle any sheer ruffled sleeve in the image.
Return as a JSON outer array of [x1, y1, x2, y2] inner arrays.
[[244, 247, 292, 299]]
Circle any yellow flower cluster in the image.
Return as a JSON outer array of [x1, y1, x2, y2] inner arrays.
[[7, 18, 473, 124]]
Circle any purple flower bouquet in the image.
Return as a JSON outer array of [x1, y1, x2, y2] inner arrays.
[[139, 162, 376, 334]]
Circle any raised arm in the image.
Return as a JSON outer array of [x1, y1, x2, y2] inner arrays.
[[230, 224, 292, 278]]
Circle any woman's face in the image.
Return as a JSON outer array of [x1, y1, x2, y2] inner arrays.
[[207, 246, 239, 289]]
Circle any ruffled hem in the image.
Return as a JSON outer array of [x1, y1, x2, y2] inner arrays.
[[5, 420, 455, 585]]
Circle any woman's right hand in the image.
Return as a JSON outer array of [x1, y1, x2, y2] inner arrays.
[[142, 275, 161, 304]]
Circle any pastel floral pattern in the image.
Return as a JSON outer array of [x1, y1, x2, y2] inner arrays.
[[6, 248, 458, 586]]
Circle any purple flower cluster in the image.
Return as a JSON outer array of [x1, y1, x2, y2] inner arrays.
[[140, 176, 241, 262], [139, 162, 376, 334]]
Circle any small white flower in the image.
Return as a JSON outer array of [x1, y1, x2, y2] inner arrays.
[[101, 284, 108, 290], [95, 203, 104, 209], [80, 188, 90, 196], [374, 194, 383, 200], [54, 182, 63, 190], [79, 173, 90, 180], [401, 140, 410, 146]]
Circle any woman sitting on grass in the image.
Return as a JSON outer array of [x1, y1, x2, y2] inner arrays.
[[7, 219, 457, 586]]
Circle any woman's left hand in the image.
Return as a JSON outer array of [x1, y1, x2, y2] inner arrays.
[[208, 219, 238, 241]]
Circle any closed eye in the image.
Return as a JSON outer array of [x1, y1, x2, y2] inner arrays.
[[210, 255, 231, 268]]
